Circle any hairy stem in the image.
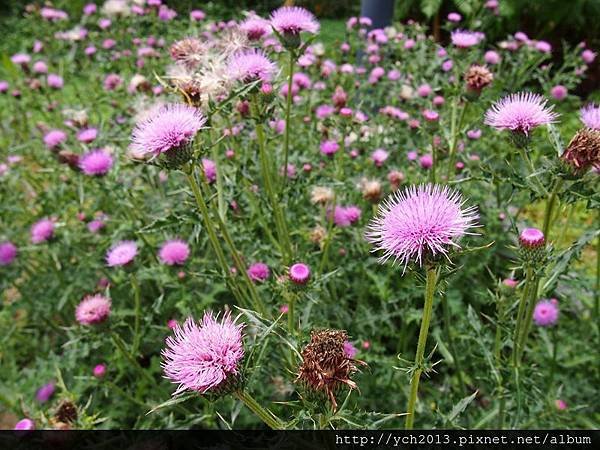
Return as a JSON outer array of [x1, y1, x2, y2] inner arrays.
[[234, 390, 285, 430]]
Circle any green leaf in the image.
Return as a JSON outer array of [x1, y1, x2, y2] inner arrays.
[[147, 393, 197, 415], [546, 124, 565, 157], [447, 391, 478, 423], [420, 0, 443, 18]]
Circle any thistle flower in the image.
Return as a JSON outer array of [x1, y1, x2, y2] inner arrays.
[[0, 241, 17, 266], [465, 65, 493, 92], [44, 129, 67, 149], [93, 364, 107, 378], [77, 127, 97, 143], [289, 263, 311, 285], [580, 104, 600, 130], [561, 128, 600, 174], [75, 294, 111, 325], [366, 184, 478, 269], [247, 262, 270, 282], [296, 329, 361, 410], [79, 149, 113, 176], [320, 140, 339, 156], [36, 382, 55, 403], [518, 227, 546, 263], [240, 14, 271, 41], [484, 93, 558, 139], [270, 7, 320, 37], [227, 49, 276, 83], [131, 103, 205, 167], [14, 419, 35, 431], [169, 37, 205, 69], [31, 218, 55, 244], [533, 299, 559, 327], [161, 312, 244, 396], [158, 239, 190, 266], [450, 30, 484, 48], [371, 148, 389, 167], [106, 240, 137, 266]]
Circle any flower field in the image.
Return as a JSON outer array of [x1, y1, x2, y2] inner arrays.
[[0, 1, 599, 431]]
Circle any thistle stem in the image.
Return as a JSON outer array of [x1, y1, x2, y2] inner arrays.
[[542, 178, 564, 241], [516, 277, 541, 363], [185, 169, 248, 309], [234, 390, 285, 430], [512, 267, 533, 367], [131, 273, 141, 356], [282, 51, 295, 190], [405, 266, 438, 430]]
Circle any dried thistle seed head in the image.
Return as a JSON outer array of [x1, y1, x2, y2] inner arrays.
[[296, 329, 361, 411], [169, 37, 205, 69], [465, 65, 493, 92], [54, 400, 78, 424], [561, 128, 600, 174], [310, 186, 335, 205], [360, 178, 382, 202], [309, 225, 327, 245]]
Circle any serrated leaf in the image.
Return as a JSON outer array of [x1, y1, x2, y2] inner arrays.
[[546, 124, 565, 157], [420, 0, 443, 18], [147, 393, 197, 415], [447, 391, 478, 422]]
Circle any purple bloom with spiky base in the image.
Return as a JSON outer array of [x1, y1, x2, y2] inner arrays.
[[580, 103, 600, 130], [450, 30, 484, 48], [106, 240, 137, 266], [484, 92, 558, 135], [227, 49, 277, 83], [366, 184, 479, 270], [162, 312, 244, 396], [79, 149, 113, 175], [270, 6, 320, 36], [131, 104, 206, 157], [75, 294, 111, 325]]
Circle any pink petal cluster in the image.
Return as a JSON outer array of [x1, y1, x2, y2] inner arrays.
[[0, 241, 18, 266], [162, 312, 244, 395], [31, 218, 55, 244], [79, 149, 113, 175], [580, 104, 600, 130], [332, 205, 362, 227], [451, 30, 484, 48], [158, 239, 190, 266], [131, 104, 206, 156], [247, 262, 270, 282], [533, 299, 559, 327], [44, 129, 67, 149], [484, 92, 558, 135], [270, 6, 320, 35], [75, 294, 111, 325], [106, 240, 137, 266], [240, 15, 271, 40], [227, 49, 277, 83], [366, 184, 479, 269]]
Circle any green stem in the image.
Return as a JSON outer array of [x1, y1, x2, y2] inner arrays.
[[430, 134, 437, 184], [287, 294, 295, 335], [282, 51, 295, 190], [405, 266, 438, 430], [494, 295, 506, 429], [512, 267, 533, 367], [441, 295, 467, 395], [185, 169, 248, 309], [234, 390, 285, 430], [516, 277, 541, 364], [131, 273, 141, 356], [446, 100, 468, 179], [542, 178, 564, 241], [211, 128, 227, 223], [548, 326, 558, 387], [595, 224, 600, 322], [252, 97, 292, 264]]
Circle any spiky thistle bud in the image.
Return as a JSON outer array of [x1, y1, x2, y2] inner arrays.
[[296, 329, 363, 411], [518, 227, 547, 264]]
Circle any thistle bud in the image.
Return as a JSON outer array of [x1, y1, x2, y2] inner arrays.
[[518, 227, 546, 263]]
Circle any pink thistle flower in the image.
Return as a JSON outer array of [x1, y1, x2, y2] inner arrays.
[[11, 53, 31, 65], [343, 341, 358, 358], [202, 158, 217, 183], [47, 74, 64, 89], [93, 364, 107, 378], [467, 129, 482, 140], [79, 149, 113, 176], [422, 110, 439, 122], [371, 148, 389, 167], [519, 227, 545, 248], [279, 304, 289, 314], [103, 73, 122, 91], [417, 83, 432, 97], [451, 30, 484, 48], [320, 140, 339, 156], [247, 262, 270, 282], [131, 104, 206, 156], [484, 92, 558, 135], [447, 12, 462, 22], [419, 154, 433, 169], [44, 129, 67, 149], [533, 299, 559, 327], [33, 61, 48, 74], [0, 241, 17, 266], [75, 294, 111, 325], [580, 103, 600, 130], [77, 127, 98, 143], [582, 49, 596, 64], [270, 6, 320, 36], [190, 10, 205, 21], [555, 399, 567, 411], [158, 239, 190, 266], [228, 49, 277, 83], [14, 419, 35, 431], [161, 312, 244, 395], [240, 14, 271, 40], [550, 85, 567, 101], [289, 263, 311, 284], [106, 240, 137, 266], [31, 218, 55, 244], [484, 50, 501, 65], [36, 382, 55, 403], [503, 278, 518, 288], [366, 184, 479, 269]]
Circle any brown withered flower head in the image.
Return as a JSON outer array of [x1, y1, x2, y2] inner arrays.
[[560, 128, 600, 175], [54, 400, 78, 424], [169, 37, 205, 70], [465, 65, 493, 93], [296, 329, 363, 411]]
